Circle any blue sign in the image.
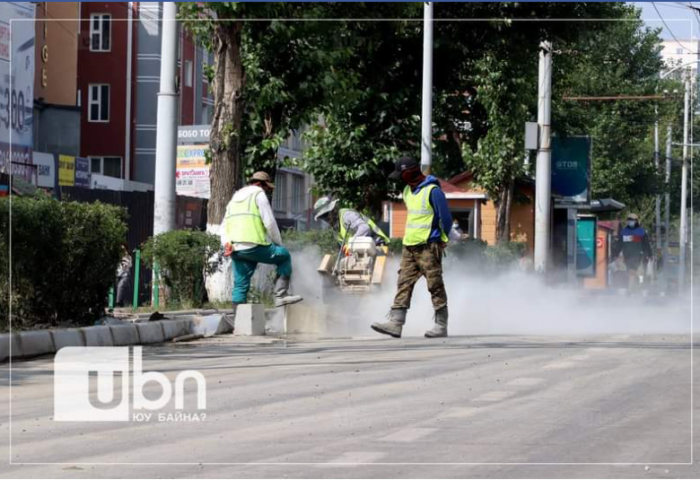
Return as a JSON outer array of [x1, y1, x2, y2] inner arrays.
[[74, 157, 90, 188], [576, 216, 596, 277], [552, 136, 591, 205]]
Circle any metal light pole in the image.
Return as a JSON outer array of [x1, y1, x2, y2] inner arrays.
[[664, 125, 672, 292], [420, 2, 433, 174], [654, 110, 661, 253], [153, 2, 179, 236], [679, 72, 690, 289], [534, 41, 553, 273]]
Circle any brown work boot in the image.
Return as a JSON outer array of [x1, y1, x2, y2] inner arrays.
[[371, 309, 407, 338], [274, 276, 303, 307], [425, 306, 448, 338]]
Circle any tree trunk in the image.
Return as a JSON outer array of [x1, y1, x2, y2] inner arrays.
[[495, 179, 515, 243], [205, 22, 244, 303], [207, 21, 245, 226]]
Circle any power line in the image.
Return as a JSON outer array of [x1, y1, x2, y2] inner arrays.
[[652, 2, 698, 54]]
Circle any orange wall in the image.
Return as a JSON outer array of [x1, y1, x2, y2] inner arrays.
[[34, 2, 79, 106], [390, 189, 534, 255]]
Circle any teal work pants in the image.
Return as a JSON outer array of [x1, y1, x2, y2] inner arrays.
[[230, 244, 293, 304]]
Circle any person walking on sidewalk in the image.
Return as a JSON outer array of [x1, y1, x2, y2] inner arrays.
[[222, 171, 303, 331], [115, 244, 132, 307], [611, 212, 652, 295], [371, 156, 453, 339]]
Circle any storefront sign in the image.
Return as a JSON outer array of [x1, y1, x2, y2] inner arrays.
[[552, 136, 591, 205], [58, 154, 75, 186], [176, 145, 209, 198]]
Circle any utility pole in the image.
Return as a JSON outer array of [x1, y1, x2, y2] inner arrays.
[[679, 72, 690, 290], [153, 2, 179, 236], [534, 41, 553, 273], [654, 112, 661, 257], [664, 125, 672, 293], [420, 2, 433, 174]]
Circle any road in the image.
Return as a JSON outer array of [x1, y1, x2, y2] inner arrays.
[[0, 331, 697, 479]]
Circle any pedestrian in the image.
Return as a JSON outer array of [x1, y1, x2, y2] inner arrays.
[[371, 156, 453, 338], [115, 244, 132, 307], [611, 213, 652, 294], [222, 171, 303, 331], [313, 196, 390, 246]]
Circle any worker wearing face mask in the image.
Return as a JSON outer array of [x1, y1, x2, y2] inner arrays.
[[611, 213, 652, 294]]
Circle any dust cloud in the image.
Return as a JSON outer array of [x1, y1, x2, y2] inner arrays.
[[288, 246, 692, 337]]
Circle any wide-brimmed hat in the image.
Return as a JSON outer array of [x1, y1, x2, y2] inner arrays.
[[250, 171, 275, 189], [313, 196, 338, 221]]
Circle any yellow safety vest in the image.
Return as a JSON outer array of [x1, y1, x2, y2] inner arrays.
[[337, 208, 390, 244], [403, 184, 448, 246], [223, 189, 270, 246]]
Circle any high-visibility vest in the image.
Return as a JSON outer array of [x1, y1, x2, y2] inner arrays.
[[337, 208, 390, 244], [223, 189, 270, 245], [403, 184, 448, 246]]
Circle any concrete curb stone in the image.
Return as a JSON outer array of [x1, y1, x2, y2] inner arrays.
[[161, 319, 191, 340], [0, 333, 22, 362], [110, 324, 140, 346], [81, 326, 114, 347], [135, 322, 165, 344], [51, 329, 86, 351], [17, 330, 55, 357]]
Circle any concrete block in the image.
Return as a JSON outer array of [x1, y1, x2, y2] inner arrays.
[[284, 304, 328, 334], [81, 326, 114, 347], [17, 330, 55, 357], [189, 314, 232, 337], [0, 333, 22, 362], [50, 329, 85, 351], [235, 304, 266, 336], [161, 319, 191, 340], [109, 324, 140, 346], [135, 322, 165, 344]]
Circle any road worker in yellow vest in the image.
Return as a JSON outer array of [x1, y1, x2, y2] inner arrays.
[[222, 171, 303, 331], [313, 196, 390, 246], [371, 157, 453, 338]]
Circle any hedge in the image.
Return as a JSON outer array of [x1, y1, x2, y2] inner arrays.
[[0, 195, 127, 331]]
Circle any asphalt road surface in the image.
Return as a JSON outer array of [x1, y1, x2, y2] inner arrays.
[[1, 331, 697, 479]]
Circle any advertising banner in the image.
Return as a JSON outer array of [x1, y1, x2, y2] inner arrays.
[[176, 144, 210, 199], [58, 155, 75, 186], [32, 151, 55, 188], [576, 216, 597, 277], [0, 3, 35, 180], [552, 136, 591, 206], [74, 157, 90, 188]]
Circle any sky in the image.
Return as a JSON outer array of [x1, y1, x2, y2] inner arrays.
[[635, 2, 699, 41]]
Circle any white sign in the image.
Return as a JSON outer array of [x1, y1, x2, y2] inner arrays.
[[0, 3, 35, 178], [32, 151, 54, 188], [177, 125, 210, 144], [54, 347, 207, 423]]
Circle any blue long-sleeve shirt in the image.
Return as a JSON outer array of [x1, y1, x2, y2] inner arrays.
[[410, 175, 452, 243]]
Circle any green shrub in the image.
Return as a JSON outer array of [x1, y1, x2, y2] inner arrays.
[[281, 228, 338, 253], [0, 196, 127, 331], [141, 230, 223, 308], [484, 241, 527, 267]]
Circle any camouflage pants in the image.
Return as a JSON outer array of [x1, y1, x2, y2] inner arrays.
[[392, 243, 448, 311]]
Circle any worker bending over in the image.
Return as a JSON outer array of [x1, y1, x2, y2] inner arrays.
[[314, 196, 390, 246]]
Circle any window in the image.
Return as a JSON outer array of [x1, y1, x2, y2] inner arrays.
[[273, 172, 287, 212], [90, 14, 111, 52], [90, 156, 122, 179], [184, 60, 193, 88], [291, 175, 304, 213], [677, 47, 684, 55], [88, 84, 109, 122]]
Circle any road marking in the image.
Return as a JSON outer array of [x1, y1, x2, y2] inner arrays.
[[443, 407, 481, 418], [570, 354, 590, 361], [320, 451, 387, 466], [473, 391, 515, 402], [543, 361, 576, 369], [507, 377, 545, 386], [379, 428, 437, 443]]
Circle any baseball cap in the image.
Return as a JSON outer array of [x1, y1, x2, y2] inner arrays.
[[388, 156, 420, 180], [627, 213, 639, 220], [250, 171, 275, 189]]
